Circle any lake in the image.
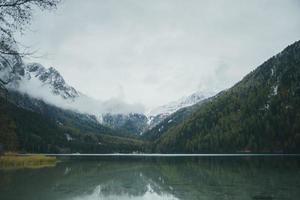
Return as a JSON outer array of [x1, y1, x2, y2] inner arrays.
[[0, 155, 300, 200]]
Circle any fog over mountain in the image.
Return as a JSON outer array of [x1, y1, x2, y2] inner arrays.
[[17, 0, 300, 110], [18, 77, 146, 115], [11, 62, 145, 116]]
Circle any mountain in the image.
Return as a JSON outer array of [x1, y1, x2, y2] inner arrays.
[[154, 40, 300, 153], [142, 95, 215, 141], [0, 54, 148, 135], [0, 56, 126, 136], [100, 91, 214, 135], [0, 53, 81, 102], [102, 113, 148, 136], [1, 52, 216, 137], [24, 63, 80, 99], [145, 91, 214, 131], [3, 39, 300, 154], [0, 52, 149, 152], [7, 91, 123, 136], [0, 95, 145, 153], [148, 91, 214, 117]]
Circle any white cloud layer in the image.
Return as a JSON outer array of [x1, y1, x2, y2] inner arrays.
[[16, 75, 145, 117], [17, 0, 300, 110]]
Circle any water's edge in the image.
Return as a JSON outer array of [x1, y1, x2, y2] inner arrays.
[[21, 153, 300, 157]]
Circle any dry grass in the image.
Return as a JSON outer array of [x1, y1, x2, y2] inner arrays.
[[0, 153, 57, 170]]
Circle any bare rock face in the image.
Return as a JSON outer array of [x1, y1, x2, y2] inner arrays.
[[24, 63, 79, 99]]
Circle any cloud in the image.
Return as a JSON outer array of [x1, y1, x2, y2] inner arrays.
[[16, 76, 145, 117], [17, 0, 300, 110]]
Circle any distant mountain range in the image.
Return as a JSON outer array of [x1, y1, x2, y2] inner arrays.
[[0, 53, 212, 136], [1, 40, 300, 153]]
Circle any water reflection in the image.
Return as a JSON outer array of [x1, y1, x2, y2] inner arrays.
[[0, 156, 300, 200], [72, 184, 178, 200]]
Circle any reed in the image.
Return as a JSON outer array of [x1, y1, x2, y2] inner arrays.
[[0, 153, 56, 170]]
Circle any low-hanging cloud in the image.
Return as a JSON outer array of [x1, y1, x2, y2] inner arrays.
[[16, 76, 145, 117]]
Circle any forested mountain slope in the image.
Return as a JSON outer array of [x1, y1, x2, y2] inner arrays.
[[142, 95, 214, 141], [7, 91, 132, 138], [0, 96, 145, 153], [155, 40, 300, 153]]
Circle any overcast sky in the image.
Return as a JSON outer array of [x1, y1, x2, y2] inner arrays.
[[18, 0, 300, 110]]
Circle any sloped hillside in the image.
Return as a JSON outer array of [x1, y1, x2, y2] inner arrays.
[[0, 96, 145, 153], [155, 40, 300, 153]]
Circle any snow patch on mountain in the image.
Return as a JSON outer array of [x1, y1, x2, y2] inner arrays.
[[145, 91, 215, 128], [1, 56, 145, 121], [147, 91, 215, 117], [24, 63, 80, 99]]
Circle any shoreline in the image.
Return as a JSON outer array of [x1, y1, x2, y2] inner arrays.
[[21, 153, 300, 157]]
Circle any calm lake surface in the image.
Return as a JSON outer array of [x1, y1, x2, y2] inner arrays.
[[1, 155, 300, 200]]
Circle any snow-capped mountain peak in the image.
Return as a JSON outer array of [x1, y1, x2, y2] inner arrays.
[[24, 63, 80, 99], [148, 91, 215, 117], [145, 91, 215, 129]]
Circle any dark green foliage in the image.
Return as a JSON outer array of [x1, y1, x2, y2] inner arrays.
[[0, 106, 18, 151], [155, 40, 300, 153], [0, 97, 146, 153], [7, 91, 122, 137]]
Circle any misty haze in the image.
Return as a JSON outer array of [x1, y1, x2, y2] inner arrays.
[[0, 0, 300, 200]]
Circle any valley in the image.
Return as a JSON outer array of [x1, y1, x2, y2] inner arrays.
[[1, 40, 300, 154]]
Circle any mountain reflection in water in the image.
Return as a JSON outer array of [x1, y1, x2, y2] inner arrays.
[[0, 156, 300, 200], [72, 184, 178, 200]]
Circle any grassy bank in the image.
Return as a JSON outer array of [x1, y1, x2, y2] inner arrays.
[[0, 153, 57, 170]]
